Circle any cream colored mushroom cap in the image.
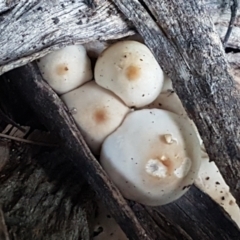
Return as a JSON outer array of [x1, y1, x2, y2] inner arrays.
[[37, 45, 92, 95], [94, 41, 164, 108], [100, 109, 201, 206], [61, 81, 130, 155]]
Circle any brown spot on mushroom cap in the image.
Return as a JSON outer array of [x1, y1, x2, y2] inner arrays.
[[161, 158, 173, 172], [125, 65, 141, 81], [56, 63, 69, 76], [93, 109, 108, 124]]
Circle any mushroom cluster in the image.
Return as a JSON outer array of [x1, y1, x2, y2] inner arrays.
[[37, 40, 225, 208]]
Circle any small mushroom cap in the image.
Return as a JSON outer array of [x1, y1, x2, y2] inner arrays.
[[61, 81, 130, 155], [100, 109, 201, 206], [37, 45, 92, 95], [94, 40, 164, 107]]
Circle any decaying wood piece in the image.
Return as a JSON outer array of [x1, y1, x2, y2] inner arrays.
[[3, 61, 240, 239], [114, 0, 240, 207], [0, 0, 239, 76], [158, 185, 240, 240], [0, 207, 9, 240], [0, 136, 95, 239]]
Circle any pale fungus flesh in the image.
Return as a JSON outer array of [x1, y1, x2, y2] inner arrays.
[[37, 45, 93, 95], [100, 109, 201, 206], [61, 81, 130, 155], [94, 40, 164, 108]]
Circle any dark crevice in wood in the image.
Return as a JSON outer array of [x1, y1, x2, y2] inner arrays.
[[0, 75, 45, 130], [225, 47, 240, 53], [138, 0, 157, 22], [0, 109, 25, 132]]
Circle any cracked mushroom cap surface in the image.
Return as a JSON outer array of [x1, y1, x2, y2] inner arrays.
[[100, 109, 201, 206], [61, 81, 130, 155], [94, 40, 164, 108], [37, 45, 93, 94]]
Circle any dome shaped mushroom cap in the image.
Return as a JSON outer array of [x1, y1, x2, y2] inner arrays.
[[37, 45, 93, 95], [61, 81, 130, 155], [100, 109, 201, 206], [94, 40, 164, 108]]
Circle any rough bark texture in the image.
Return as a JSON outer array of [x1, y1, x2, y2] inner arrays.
[[114, 0, 240, 207], [0, 0, 239, 75], [0, 137, 96, 239], [0, 0, 134, 75]]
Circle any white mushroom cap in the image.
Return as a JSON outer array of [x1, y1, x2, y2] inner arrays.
[[61, 81, 130, 155], [100, 109, 201, 206], [37, 45, 93, 95], [94, 41, 164, 108], [195, 146, 240, 227]]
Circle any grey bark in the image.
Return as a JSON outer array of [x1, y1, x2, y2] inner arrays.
[[0, 0, 239, 76]]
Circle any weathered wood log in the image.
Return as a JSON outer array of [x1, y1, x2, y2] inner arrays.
[[0, 137, 96, 239], [158, 185, 240, 240], [2, 61, 239, 239], [0, 0, 239, 75]]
